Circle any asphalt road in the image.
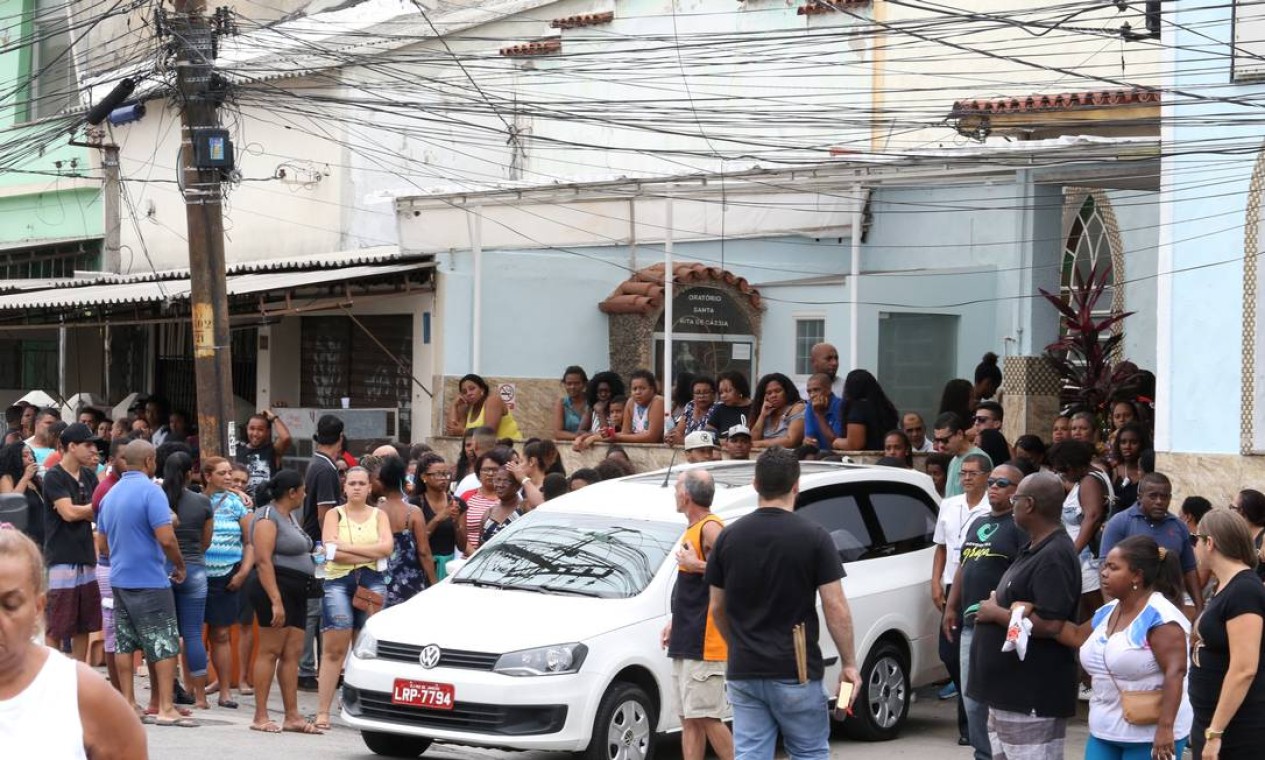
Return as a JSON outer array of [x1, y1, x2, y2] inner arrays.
[[138, 677, 1092, 760]]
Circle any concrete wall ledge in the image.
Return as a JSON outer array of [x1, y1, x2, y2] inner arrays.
[[425, 437, 922, 476]]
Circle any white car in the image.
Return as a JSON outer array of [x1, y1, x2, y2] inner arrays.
[[341, 460, 946, 759]]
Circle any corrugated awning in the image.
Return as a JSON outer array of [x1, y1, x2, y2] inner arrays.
[[0, 260, 433, 311]]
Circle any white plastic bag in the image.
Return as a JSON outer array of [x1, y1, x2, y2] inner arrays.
[[1001, 607, 1033, 660]]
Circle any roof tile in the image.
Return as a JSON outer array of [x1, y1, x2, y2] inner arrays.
[[950, 88, 1160, 117], [599, 262, 763, 316], [500, 37, 562, 57], [550, 11, 614, 29], [797, 0, 871, 16]]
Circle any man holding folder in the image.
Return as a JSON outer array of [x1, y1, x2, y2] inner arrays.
[[706, 447, 863, 760]]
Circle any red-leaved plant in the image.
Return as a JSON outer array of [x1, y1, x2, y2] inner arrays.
[[1039, 262, 1139, 433]]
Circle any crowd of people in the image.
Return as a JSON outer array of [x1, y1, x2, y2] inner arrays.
[[2, 340, 1265, 760]]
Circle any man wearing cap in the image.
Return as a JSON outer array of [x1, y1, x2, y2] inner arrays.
[[723, 425, 752, 461], [684, 431, 719, 464], [662, 469, 733, 760], [297, 414, 345, 690], [42, 422, 102, 662]]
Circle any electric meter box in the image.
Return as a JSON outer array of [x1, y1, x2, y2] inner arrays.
[[193, 129, 235, 170]]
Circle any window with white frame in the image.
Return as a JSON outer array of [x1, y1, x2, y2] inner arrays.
[[794, 318, 825, 375], [27, 0, 77, 120]]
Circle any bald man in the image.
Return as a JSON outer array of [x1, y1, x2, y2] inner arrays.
[[967, 471, 1080, 760], [98, 438, 191, 726], [798, 343, 843, 399]]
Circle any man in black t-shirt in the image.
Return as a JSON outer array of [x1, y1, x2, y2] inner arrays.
[[706, 448, 861, 760], [943, 463, 1024, 760], [42, 423, 102, 661], [967, 472, 1080, 760], [234, 409, 292, 498], [298, 414, 344, 689]]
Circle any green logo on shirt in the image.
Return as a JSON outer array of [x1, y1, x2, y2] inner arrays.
[[976, 523, 999, 542]]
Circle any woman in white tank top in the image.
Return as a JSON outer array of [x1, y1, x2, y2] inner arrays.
[[0, 527, 145, 758]]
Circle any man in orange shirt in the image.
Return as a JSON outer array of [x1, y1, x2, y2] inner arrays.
[[661, 469, 733, 760]]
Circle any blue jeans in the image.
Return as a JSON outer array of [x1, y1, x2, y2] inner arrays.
[[727, 679, 829, 760], [172, 561, 209, 677], [959, 625, 990, 760], [1085, 735, 1188, 760], [300, 598, 321, 678], [321, 568, 387, 631]]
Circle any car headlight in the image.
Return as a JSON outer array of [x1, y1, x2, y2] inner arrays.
[[493, 643, 588, 676], [352, 629, 378, 660]]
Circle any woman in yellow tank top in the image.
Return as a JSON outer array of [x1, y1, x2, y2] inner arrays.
[[444, 373, 522, 440], [315, 466, 393, 729]]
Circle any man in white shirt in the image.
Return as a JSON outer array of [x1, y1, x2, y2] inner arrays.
[[930, 452, 991, 745], [903, 412, 934, 453], [453, 427, 498, 496], [797, 343, 844, 399]]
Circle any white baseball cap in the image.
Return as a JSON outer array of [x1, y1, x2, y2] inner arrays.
[[726, 424, 752, 439], [684, 430, 719, 450]]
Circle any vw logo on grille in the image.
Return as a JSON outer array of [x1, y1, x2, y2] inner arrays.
[[419, 645, 442, 669]]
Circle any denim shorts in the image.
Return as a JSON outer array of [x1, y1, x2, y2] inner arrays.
[[321, 567, 386, 632]]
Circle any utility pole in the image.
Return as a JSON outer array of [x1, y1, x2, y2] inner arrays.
[[101, 142, 121, 273], [171, 0, 235, 457]]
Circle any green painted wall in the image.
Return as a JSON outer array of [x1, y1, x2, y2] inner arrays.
[[0, 0, 100, 244]]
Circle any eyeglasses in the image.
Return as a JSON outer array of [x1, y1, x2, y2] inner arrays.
[[973, 416, 993, 425], [987, 477, 1014, 488], [960, 470, 983, 479], [1191, 533, 1209, 545], [1009, 495, 1034, 508], [933, 436, 954, 445]]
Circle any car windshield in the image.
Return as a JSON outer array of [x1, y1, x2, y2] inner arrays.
[[451, 512, 681, 599]]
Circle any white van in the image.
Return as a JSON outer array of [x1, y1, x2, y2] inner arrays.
[[341, 460, 945, 759]]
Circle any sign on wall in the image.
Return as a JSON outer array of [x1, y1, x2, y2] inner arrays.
[[655, 286, 756, 382], [1234, 2, 1265, 82]]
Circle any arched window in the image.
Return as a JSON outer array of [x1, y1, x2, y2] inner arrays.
[[1061, 193, 1123, 355]]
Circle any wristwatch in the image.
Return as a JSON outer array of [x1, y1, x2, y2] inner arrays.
[[1205, 728, 1225, 741]]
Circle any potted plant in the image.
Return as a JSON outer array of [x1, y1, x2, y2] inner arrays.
[[1039, 261, 1139, 436]]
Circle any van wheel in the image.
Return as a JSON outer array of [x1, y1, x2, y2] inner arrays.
[[582, 682, 656, 760], [843, 640, 910, 742], [362, 730, 433, 757]]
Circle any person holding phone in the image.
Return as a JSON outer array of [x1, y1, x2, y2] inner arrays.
[[706, 447, 861, 759]]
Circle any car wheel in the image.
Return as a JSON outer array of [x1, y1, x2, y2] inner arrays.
[[361, 730, 434, 757], [581, 681, 657, 760], [842, 640, 910, 742]]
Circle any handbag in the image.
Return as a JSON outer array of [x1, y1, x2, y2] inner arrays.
[[352, 585, 384, 615], [1102, 651, 1163, 725]]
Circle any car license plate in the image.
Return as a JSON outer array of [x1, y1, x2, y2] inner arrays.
[[392, 679, 455, 711]]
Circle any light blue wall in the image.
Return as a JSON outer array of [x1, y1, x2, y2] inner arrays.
[[1167, 4, 1259, 453], [862, 182, 1044, 377], [1110, 189, 1159, 371], [438, 235, 851, 379], [433, 175, 1159, 422]]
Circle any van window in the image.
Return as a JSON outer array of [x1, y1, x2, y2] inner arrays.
[[870, 491, 937, 554], [795, 493, 872, 563]]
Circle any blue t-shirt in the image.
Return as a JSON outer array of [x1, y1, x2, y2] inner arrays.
[[803, 395, 844, 452], [1099, 503, 1198, 573], [98, 472, 173, 589], [205, 491, 250, 578]]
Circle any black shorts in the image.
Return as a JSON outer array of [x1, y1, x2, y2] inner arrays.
[[247, 567, 309, 631]]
